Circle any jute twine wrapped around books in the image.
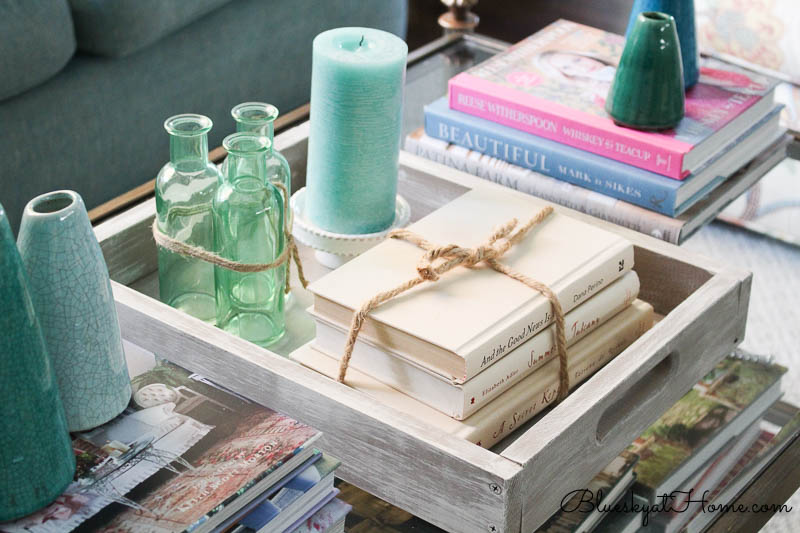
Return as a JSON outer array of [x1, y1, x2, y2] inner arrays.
[[153, 191, 569, 403], [152, 182, 309, 294], [339, 205, 570, 403]]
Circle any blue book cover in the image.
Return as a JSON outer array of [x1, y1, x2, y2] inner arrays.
[[424, 97, 777, 216]]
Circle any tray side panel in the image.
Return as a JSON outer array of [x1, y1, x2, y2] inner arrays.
[[96, 198, 158, 286], [500, 273, 751, 532], [634, 245, 713, 315], [112, 281, 523, 533]]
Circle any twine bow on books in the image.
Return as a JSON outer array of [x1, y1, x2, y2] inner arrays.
[[151, 182, 309, 293], [339, 205, 571, 403]]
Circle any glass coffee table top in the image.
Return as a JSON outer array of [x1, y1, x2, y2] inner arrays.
[[402, 33, 507, 137]]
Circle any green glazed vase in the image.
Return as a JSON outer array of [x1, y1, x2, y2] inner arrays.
[[0, 202, 75, 521], [605, 11, 685, 130], [17, 190, 131, 432]]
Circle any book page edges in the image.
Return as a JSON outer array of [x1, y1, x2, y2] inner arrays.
[[312, 270, 641, 419], [292, 300, 654, 449]]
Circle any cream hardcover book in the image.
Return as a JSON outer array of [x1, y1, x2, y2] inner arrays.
[[308, 187, 634, 383], [293, 300, 654, 449], [313, 271, 640, 419]]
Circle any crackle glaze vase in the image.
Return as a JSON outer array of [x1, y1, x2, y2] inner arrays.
[[17, 190, 131, 432], [606, 12, 685, 130], [626, 0, 699, 88], [0, 202, 75, 521]]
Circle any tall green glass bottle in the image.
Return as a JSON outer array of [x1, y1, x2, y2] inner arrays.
[[214, 133, 286, 346], [155, 114, 221, 322], [231, 102, 293, 305], [231, 102, 291, 200]]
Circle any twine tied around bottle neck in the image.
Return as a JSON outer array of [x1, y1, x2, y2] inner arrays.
[[151, 182, 308, 293], [338, 205, 570, 403]]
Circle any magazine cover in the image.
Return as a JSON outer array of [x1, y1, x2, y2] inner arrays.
[[629, 357, 785, 497], [238, 454, 340, 530], [292, 498, 352, 533], [0, 358, 319, 533], [537, 450, 638, 532]]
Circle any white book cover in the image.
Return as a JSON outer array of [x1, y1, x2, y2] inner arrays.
[[313, 270, 640, 419], [308, 187, 633, 382]]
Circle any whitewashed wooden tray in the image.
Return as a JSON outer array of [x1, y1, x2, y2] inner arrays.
[[95, 122, 751, 533]]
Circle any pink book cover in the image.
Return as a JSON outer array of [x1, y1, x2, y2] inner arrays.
[[448, 20, 777, 179]]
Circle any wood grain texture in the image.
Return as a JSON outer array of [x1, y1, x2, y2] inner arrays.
[[94, 126, 754, 533], [397, 152, 738, 281], [110, 282, 521, 533], [95, 198, 158, 286], [503, 273, 749, 532]]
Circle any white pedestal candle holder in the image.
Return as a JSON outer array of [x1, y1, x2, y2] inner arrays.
[[290, 187, 411, 269]]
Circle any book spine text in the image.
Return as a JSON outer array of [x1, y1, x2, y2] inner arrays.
[[462, 241, 634, 380], [458, 271, 639, 418], [465, 307, 654, 448], [425, 104, 682, 215], [449, 74, 687, 179], [405, 132, 684, 243]]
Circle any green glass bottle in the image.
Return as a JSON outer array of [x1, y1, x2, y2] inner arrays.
[[214, 133, 286, 346], [231, 102, 293, 305], [155, 114, 221, 322], [231, 102, 291, 200]]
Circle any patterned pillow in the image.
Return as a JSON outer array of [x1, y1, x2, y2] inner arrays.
[[696, 0, 800, 84]]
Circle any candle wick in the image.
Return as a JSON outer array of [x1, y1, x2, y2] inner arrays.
[[359, 35, 364, 47]]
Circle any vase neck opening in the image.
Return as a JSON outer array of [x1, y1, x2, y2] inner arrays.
[[27, 191, 79, 217], [222, 132, 271, 183], [232, 102, 278, 143], [165, 114, 212, 172], [641, 11, 672, 21]]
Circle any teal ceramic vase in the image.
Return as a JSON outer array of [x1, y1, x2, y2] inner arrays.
[[626, 0, 699, 88], [0, 202, 75, 521], [17, 190, 131, 432], [606, 12, 685, 130]]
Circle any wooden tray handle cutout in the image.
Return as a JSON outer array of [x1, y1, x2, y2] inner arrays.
[[596, 350, 679, 444]]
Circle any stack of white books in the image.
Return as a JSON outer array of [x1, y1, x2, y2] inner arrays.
[[295, 187, 654, 448]]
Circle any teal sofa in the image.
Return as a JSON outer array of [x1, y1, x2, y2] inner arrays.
[[0, 0, 407, 232]]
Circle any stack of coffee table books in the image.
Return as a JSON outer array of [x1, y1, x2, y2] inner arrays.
[[533, 352, 791, 533], [405, 20, 790, 245], [0, 348, 348, 533]]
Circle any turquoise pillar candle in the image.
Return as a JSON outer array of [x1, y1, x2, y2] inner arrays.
[[306, 27, 408, 234]]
